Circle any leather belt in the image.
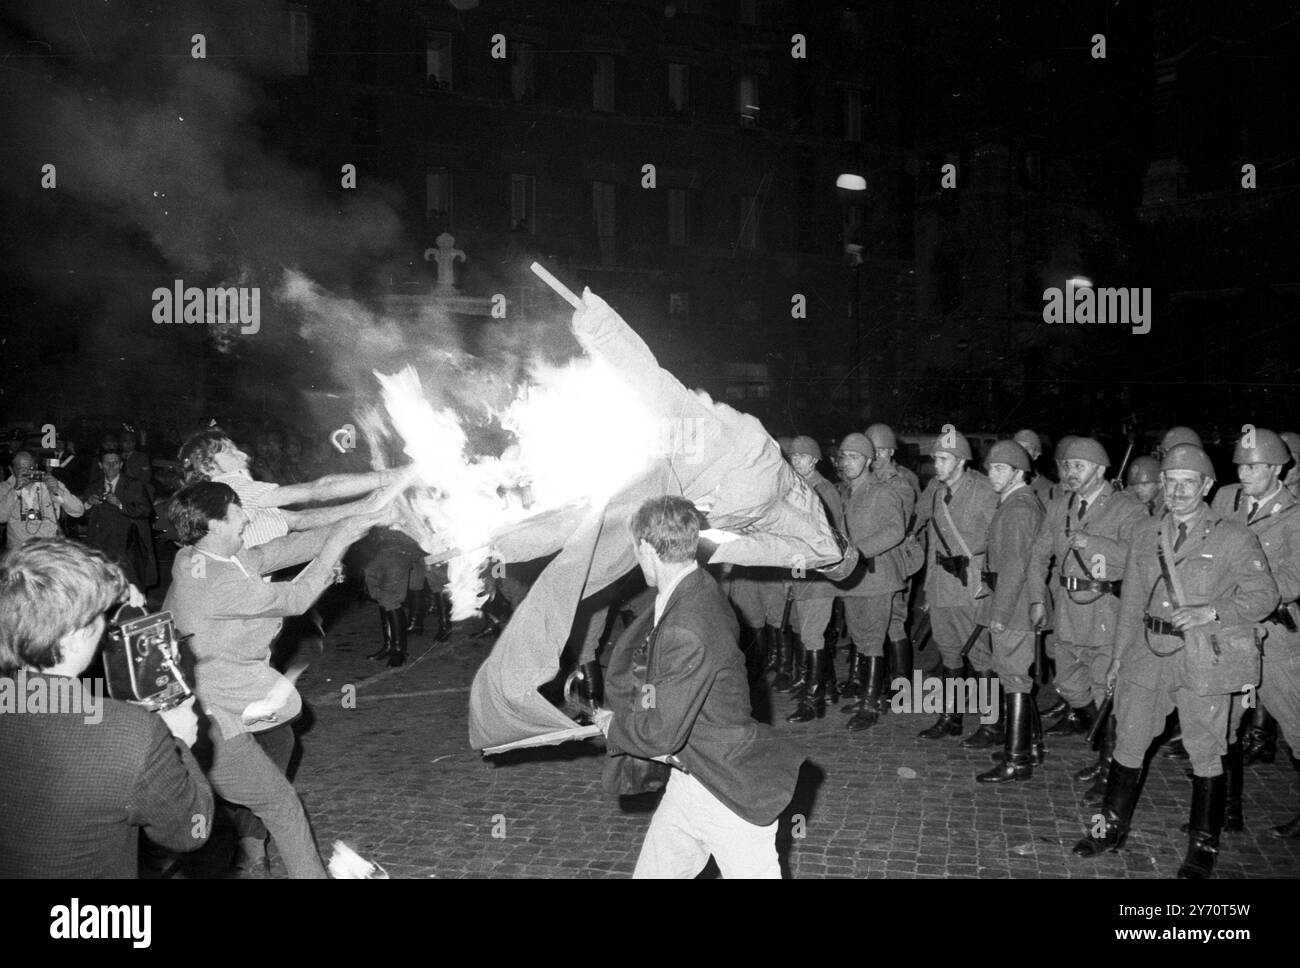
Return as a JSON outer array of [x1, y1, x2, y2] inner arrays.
[[1143, 614, 1183, 638], [981, 570, 998, 590], [1060, 575, 1121, 596]]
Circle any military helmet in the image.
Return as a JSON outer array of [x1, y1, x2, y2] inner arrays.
[[1126, 455, 1160, 485], [985, 440, 1031, 472], [1061, 437, 1110, 468], [839, 432, 875, 461], [1160, 426, 1202, 453], [929, 427, 971, 461], [1232, 427, 1290, 466], [1053, 435, 1079, 462], [789, 435, 822, 460], [1161, 443, 1215, 480], [865, 423, 897, 451], [1012, 429, 1042, 459], [1281, 431, 1300, 464], [776, 436, 793, 457]]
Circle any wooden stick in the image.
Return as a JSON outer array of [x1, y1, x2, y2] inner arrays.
[[529, 261, 583, 310]]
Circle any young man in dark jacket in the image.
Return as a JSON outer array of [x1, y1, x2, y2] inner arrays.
[[596, 495, 805, 878]]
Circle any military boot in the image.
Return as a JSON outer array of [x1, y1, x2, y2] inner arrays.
[[762, 624, 781, 672], [823, 644, 840, 704], [406, 587, 426, 635], [1242, 707, 1278, 765], [787, 651, 826, 723], [918, 666, 965, 739], [839, 649, 863, 709], [846, 656, 886, 731], [977, 692, 1034, 783], [839, 644, 863, 704], [1081, 714, 1117, 808], [1270, 755, 1300, 839], [433, 590, 453, 642], [772, 632, 797, 692], [1177, 774, 1226, 879], [366, 607, 394, 661], [577, 658, 604, 709], [1045, 699, 1096, 737], [960, 671, 1004, 749], [1224, 742, 1245, 832], [386, 606, 408, 668], [1072, 761, 1142, 857], [787, 638, 809, 693]]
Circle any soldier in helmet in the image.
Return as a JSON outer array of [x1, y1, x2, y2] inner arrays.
[[1281, 431, 1300, 501], [1212, 428, 1300, 836], [1014, 429, 1053, 502], [1074, 445, 1277, 877], [1048, 435, 1079, 503], [1026, 438, 1145, 803], [975, 441, 1047, 782], [1126, 456, 1164, 516], [786, 436, 848, 722], [914, 427, 999, 740], [855, 422, 920, 705], [819, 433, 909, 730], [1154, 426, 1203, 461]]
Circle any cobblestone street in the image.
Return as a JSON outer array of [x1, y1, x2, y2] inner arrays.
[[217, 601, 1300, 880]]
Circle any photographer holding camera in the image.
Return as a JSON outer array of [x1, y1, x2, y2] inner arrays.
[[0, 539, 214, 878], [0, 450, 86, 549]]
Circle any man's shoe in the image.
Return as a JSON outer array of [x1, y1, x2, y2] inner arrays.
[[1045, 700, 1097, 737]]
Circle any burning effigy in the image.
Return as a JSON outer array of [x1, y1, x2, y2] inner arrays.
[[360, 265, 850, 751]]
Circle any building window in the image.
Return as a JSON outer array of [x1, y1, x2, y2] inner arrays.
[[739, 0, 757, 25], [511, 174, 535, 233], [669, 292, 690, 326], [511, 42, 536, 100], [593, 55, 616, 112], [286, 9, 310, 76], [592, 181, 617, 264], [667, 63, 689, 114], [668, 188, 691, 245], [426, 168, 452, 223], [427, 31, 453, 90], [736, 75, 759, 127], [736, 194, 759, 250], [844, 90, 862, 142]]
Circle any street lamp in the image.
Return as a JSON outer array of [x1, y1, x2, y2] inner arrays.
[[837, 173, 868, 420]]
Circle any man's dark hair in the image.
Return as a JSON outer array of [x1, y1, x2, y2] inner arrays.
[[0, 539, 126, 674], [178, 429, 236, 484], [631, 495, 701, 564], [169, 482, 241, 546]]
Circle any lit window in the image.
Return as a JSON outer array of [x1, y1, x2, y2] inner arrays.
[[427, 31, 453, 90], [593, 55, 616, 112], [667, 63, 689, 114], [511, 174, 535, 233], [286, 9, 310, 76]]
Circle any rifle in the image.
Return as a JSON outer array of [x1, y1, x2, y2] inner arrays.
[[1115, 420, 1137, 485]]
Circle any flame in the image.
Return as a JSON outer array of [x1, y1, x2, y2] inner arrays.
[[372, 356, 663, 618]]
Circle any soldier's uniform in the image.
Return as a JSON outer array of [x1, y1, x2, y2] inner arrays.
[[1213, 478, 1300, 835], [1026, 481, 1144, 717], [790, 467, 845, 657], [980, 484, 1047, 696], [918, 471, 998, 672], [875, 462, 920, 647]]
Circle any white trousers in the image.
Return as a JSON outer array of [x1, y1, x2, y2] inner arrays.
[[633, 771, 781, 879]]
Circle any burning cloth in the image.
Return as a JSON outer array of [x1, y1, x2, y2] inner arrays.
[[468, 287, 846, 750]]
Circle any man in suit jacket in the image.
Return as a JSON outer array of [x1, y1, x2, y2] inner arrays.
[[0, 538, 213, 878], [595, 496, 805, 878], [84, 451, 152, 587]]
